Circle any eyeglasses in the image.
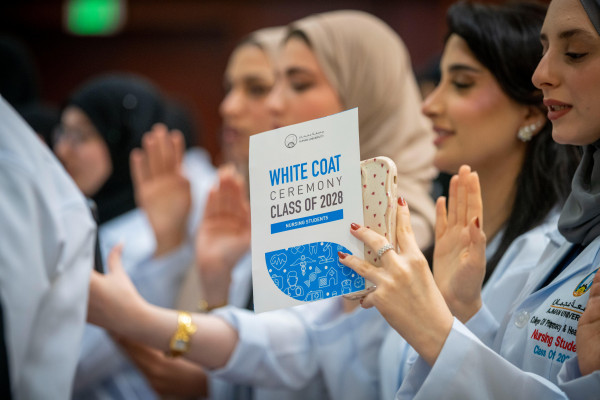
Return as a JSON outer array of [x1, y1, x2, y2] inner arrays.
[[52, 125, 98, 147]]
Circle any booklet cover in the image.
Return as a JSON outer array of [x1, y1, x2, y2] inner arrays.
[[249, 108, 365, 313]]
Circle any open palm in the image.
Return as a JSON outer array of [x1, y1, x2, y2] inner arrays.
[[195, 165, 251, 304], [433, 165, 486, 322], [131, 124, 191, 256]]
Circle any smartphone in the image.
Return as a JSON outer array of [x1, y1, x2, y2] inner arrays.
[[87, 199, 104, 274], [344, 156, 397, 300]]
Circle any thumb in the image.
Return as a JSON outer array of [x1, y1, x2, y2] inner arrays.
[[106, 243, 125, 275], [170, 129, 185, 169], [435, 196, 448, 241]]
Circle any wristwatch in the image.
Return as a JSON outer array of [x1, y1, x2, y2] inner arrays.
[[166, 311, 197, 358]]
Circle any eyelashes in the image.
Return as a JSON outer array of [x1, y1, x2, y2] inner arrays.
[[248, 85, 272, 97], [451, 81, 474, 90], [291, 82, 314, 92], [565, 52, 588, 61]]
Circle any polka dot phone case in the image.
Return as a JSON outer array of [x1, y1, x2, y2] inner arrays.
[[344, 156, 398, 300]]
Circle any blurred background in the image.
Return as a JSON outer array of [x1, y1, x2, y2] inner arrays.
[[1, 0, 501, 163]]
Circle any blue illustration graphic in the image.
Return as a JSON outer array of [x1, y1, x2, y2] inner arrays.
[[265, 241, 364, 302]]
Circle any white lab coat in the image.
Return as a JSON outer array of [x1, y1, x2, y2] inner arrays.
[[396, 230, 600, 399], [0, 96, 95, 399], [211, 295, 388, 400], [72, 149, 215, 400], [379, 211, 562, 399]]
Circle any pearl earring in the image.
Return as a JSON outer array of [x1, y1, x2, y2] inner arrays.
[[517, 121, 542, 142]]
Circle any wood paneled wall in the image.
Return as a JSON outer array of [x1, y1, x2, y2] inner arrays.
[[2, 0, 458, 163]]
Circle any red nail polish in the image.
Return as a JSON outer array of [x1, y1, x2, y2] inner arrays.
[[475, 217, 480, 228], [398, 196, 406, 206], [351, 223, 360, 230], [338, 251, 347, 259]]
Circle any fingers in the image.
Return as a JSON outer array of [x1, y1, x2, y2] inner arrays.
[[360, 294, 376, 309], [219, 165, 239, 214], [209, 165, 249, 221], [212, 166, 232, 217], [202, 186, 219, 219], [226, 169, 250, 221], [171, 129, 185, 169], [469, 215, 486, 257], [350, 223, 392, 262], [130, 149, 149, 196], [161, 129, 176, 174], [447, 175, 458, 226], [466, 172, 483, 228], [435, 196, 447, 241], [395, 197, 420, 253], [447, 165, 478, 228], [456, 165, 471, 225], [145, 124, 168, 176], [338, 251, 380, 284], [106, 243, 125, 275], [142, 123, 180, 177]]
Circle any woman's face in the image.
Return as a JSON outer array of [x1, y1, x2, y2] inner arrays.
[[266, 36, 343, 128], [55, 106, 112, 196], [532, 0, 600, 146], [219, 43, 276, 167], [422, 34, 531, 174]]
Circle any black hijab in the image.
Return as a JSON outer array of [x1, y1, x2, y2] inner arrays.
[[65, 74, 168, 224], [557, 1, 600, 246], [580, 0, 600, 35]]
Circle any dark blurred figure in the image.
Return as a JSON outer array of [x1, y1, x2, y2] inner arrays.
[[18, 102, 60, 146], [0, 36, 38, 107], [0, 35, 60, 146], [164, 97, 200, 149]]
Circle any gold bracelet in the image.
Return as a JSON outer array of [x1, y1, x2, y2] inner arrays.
[[166, 311, 197, 358]]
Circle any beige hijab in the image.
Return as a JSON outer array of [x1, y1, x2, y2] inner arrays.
[[290, 10, 436, 248], [247, 26, 286, 63]]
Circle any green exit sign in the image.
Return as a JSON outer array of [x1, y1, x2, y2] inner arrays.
[[65, 0, 125, 36]]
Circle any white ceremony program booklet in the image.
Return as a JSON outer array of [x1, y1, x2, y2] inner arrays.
[[249, 108, 365, 313]]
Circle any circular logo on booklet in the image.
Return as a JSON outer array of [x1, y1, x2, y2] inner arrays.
[[285, 134, 297, 148]]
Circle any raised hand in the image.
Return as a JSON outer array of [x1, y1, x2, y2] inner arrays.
[[195, 165, 251, 307], [338, 197, 454, 366], [130, 123, 192, 257], [116, 337, 207, 397], [433, 165, 486, 322], [577, 269, 600, 376]]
